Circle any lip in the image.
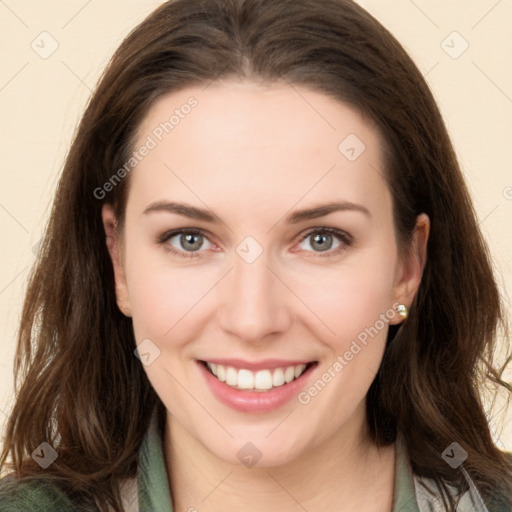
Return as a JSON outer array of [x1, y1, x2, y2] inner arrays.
[[202, 358, 314, 371], [196, 360, 318, 413]]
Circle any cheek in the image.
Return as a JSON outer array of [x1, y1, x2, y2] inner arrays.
[[123, 245, 209, 413], [121, 222, 216, 339], [291, 247, 398, 345], [127, 261, 207, 342], [294, 259, 396, 420], [290, 248, 397, 414]]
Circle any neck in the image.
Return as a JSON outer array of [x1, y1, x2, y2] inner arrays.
[[164, 404, 396, 512]]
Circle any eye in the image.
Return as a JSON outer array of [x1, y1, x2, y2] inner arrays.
[[159, 229, 214, 259], [296, 228, 352, 257], [158, 227, 352, 260]]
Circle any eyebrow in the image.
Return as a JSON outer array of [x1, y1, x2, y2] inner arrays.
[[142, 200, 372, 223]]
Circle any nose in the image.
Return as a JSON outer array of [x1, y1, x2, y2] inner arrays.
[[217, 251, 293, 345]]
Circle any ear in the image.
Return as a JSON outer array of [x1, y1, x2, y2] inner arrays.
[[389, 213, 430, 325], [102, 204, 132, 317]]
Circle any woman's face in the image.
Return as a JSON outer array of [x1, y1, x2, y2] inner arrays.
[[103, 81, 428, 466]]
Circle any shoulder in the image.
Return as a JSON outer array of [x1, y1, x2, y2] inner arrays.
[[412, 451, 512, 512], [488, 450, 512, 511], [0, 475, 97, 512]]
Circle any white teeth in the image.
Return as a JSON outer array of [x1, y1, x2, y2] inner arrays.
[[254, 370, 273, 390], [226, 366, 237, 386], [205, 362, 310, 391], [272, 368, 285, 387], [284, 366, 295, 383], [237, 369, 254, 390], [216, 364, 226, 382], [294, 364, 306, 378]]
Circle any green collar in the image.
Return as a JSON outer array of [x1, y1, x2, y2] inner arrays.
[[138, 411, 174, 512], [393, 433, 421, 511]]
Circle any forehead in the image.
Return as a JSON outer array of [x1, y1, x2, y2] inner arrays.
[[128, 81, 390, 220]]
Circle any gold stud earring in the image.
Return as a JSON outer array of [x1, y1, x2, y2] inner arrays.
[[397, 304, 408, 320]]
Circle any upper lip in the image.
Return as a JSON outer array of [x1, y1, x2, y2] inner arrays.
[[199, 358, 317, 371]]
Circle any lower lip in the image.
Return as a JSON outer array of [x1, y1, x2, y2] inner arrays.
[[197, 361, 317, 413]]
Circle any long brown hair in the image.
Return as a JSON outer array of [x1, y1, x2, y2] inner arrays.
[[1, 0, 511, 510]]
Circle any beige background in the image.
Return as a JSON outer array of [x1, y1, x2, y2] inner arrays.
[[0, 0, 511, 450]]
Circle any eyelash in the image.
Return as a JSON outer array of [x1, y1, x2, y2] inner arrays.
[[158, 227, 352, 260]]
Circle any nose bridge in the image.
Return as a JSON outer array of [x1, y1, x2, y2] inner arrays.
[[218, 246, 291, 343]]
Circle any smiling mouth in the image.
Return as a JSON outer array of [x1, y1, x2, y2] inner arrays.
[[199, 360, 318, 392]]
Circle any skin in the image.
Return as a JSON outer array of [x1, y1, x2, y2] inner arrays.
[[103, 80, 429, 511]]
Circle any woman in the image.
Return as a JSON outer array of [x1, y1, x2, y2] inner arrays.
[[1, 0, 511, 510]]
